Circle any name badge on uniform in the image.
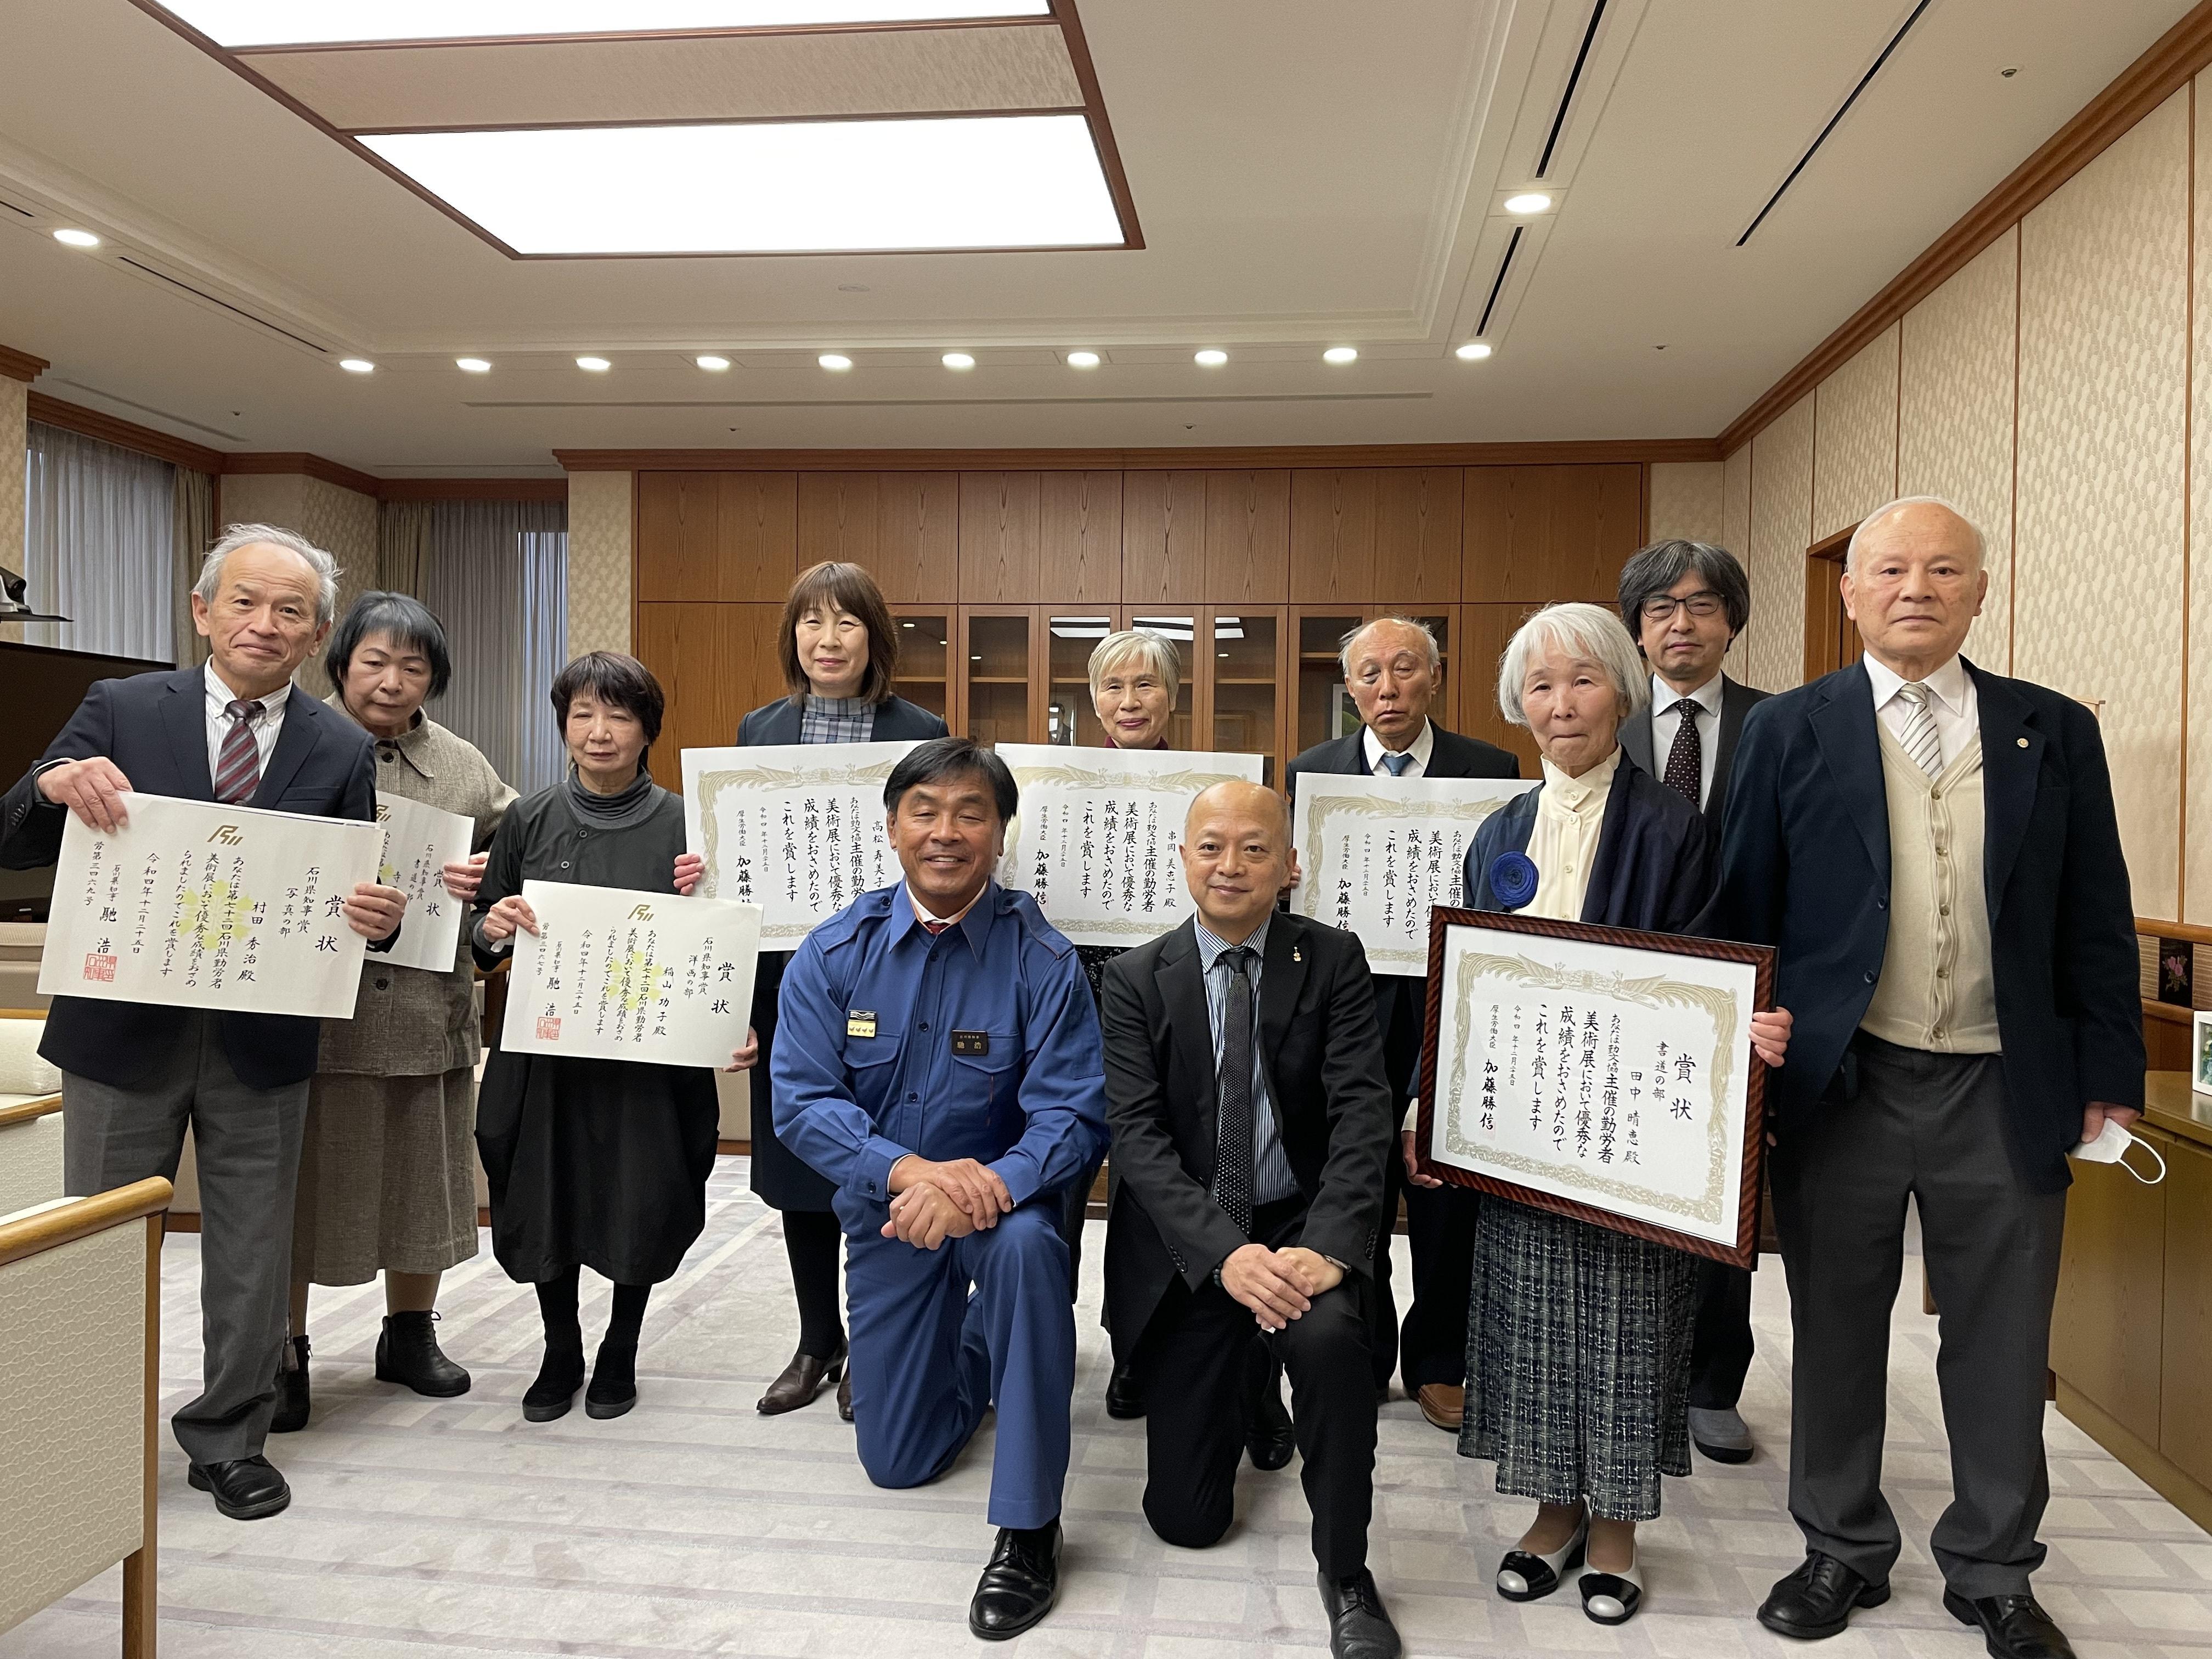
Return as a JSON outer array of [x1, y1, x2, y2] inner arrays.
[[847, 1009, 878, 1039], [951, 1030, 990, 1057]]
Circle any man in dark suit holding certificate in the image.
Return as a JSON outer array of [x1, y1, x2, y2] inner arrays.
[[0, 525, 405, 1522], [1719, 498, 2142, 1659], [1284, 617, 1519, 1424], [1103, 781, 1401, 1659]]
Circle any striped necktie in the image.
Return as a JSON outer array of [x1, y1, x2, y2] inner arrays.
[[1380, 751, 1414, 777], [1894, 682, 1942, 778], [1211, 945, 1256, 1237], [213, 699, 263, 804]]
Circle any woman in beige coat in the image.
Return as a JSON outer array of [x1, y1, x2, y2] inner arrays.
[[275, 591, 516, 1430]]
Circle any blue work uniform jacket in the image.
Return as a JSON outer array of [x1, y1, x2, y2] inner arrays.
[[771, 881, 1108, 1208]]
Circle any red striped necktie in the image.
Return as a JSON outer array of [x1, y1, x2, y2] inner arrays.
[[921, 918, 953, 935], [213, 698, 263, 804]]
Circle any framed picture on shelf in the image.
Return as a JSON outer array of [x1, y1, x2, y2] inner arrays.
[[2194, 1009, 2212, 1097]]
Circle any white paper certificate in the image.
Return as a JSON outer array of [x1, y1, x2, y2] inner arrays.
[[995, 744, 1265, 947], [1426, 918, 1757, 1248], [681, 742, 919, 946], [38, 791, 383, 1018], [374, 793, 475, 975], [501, 880, 763, 1069], [1290, 775, 1538, 972]]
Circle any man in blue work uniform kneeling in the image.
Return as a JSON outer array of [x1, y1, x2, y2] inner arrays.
[[772, 737, 1107, 1641]]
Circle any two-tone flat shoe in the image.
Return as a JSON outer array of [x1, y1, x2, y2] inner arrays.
[[1579, 1550, 1644, 1625], [1495, 1515, 1588, 1602]]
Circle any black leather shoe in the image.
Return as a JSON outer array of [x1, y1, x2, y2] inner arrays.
[[523, 1345, 585, 1423], [1246, 1371, 1295, 1471], [1317, 1567, 1402, 1659], [270, 1335, 310, 1434], [837, 1372, 854, 1422], [189, 1455, 291, 1520], [757, 1337, 845, 1416], [969, 1519, 1060, 1640], [1757, 1552, 1890, 1640], [1104, 1362, 1145, 1420], [375, 1311, 470, 1397], [586, 1338, 639, 1420], [1944, 1589, 2077, 1659]]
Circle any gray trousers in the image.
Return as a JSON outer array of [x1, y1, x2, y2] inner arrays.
[[64, 1012, 310, 1466], [1770, 1032, 2065, 1597]]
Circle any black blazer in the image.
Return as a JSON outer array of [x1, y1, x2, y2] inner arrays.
[[1284, 721, 1521, 798], [1, 668, 380, 1091], [1100, 911, 1395, 1345], [1717, 658, 2143, 1193], [1618, 673, 1770, 833], [1464, 758, 1714, 935], [735, 693, 949, 747]]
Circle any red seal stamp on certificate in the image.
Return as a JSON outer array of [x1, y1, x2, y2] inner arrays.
[[83, 953, 117, 983], [535, 1016, 561, 1040]]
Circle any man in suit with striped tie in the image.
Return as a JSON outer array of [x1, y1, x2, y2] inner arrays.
[[1, 526, 405, 1522], [1719, 498, 2142, 1659], [1614, 538, 1770, 1468]]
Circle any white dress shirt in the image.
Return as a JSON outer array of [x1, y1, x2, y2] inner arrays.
[[1647, 672, 1723, 809], [1361, 719, 1436, 778], [202, 660, 290, 786], [1527, 748, 1620, 923], [1863, 652, 1978, 771]]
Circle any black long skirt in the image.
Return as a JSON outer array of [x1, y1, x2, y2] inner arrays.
[[747, 950, 837, 1212], [476, 1048, 719, 1286]]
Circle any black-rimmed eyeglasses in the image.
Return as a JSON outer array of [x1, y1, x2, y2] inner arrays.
[[1640, 591, 1725, 622]]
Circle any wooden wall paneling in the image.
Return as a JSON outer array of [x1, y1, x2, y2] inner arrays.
[[1203, 470, 1291, 603], [797, 471, 879, 569], [634, 472, 797, 601], [797, 472, 959, 602], [1374, 469, 1465, 606], [634, 472, 708, 602], [715, 471, 799, 600], [1457, 601, 1543, 776], [1035, 471, 1124, 603], [1122, 470, 1209, 603], [633, 602, 786, 788], [1463, 464, 1646, 602], [1289, 470, 1380, 603], [958, 472, 1041, 602]]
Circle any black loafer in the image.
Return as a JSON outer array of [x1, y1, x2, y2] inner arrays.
[[188, 1455, 291, 1520], [376, 1311, 471, 1398], [1246, 1372, 1295, 1471], [270, 1335, 311, 1434], [1104, 1363, 1146, 1420], [1318, 1568, 1402, 1659], [1944, 1589, 2077, 1659], [969, 1519, 1060, 1641], [1757, 1551, 1889, 1640]]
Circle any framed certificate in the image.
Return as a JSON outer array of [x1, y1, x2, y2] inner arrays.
[[1414, 907, 1775, 1268]]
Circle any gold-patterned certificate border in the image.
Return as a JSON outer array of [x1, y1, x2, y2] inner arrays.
[[693, 754, 907, 943], [1415, 906, 1775, 1270], [1293, 786, 1527, 970]]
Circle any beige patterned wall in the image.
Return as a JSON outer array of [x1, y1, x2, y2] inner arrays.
[[1745, 393, 1814, 693], [1721, 442, 1753, 672], [2016, 90, 2188, 923], [1648, 460, 1724, 544], [1898, 229, 2019, 672], [0, 375, 25, 646], [1812, 324, 1899, 540], [212, 471, 378, 683], [566, 470, 633, 659], [2190, 75, 2212, 924]]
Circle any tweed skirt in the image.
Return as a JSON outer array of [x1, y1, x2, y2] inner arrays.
[[292, 1067, 481, 1284], [1458, 1197, 1698, 1520]]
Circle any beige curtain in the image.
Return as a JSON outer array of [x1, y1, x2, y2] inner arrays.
[[171, 466, 212, 667], [379, 499, 431, 597]]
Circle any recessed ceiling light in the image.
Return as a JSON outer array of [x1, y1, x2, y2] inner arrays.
[[1194, 349, 1229, 366], [338, 358, 376, 374], [1066, 351, 1101, 368], [819, 353, 853, 371], [359, 116, 1121, 255], [942, 352, 976, 370], [1455, 342, 1493, 360], [1504, 193, 1553, 215], [576, 356, 612, 372], [159, 2, 1051, 47], [52, 229, 101, 248], [1323, 347, 1358, 364], [695, 354, 731, 371], [456, 357, 493, 372]]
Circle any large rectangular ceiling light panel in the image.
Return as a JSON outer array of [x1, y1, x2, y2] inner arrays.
[[359, 115, 1122, 253], [169, 2, 1051, 48]]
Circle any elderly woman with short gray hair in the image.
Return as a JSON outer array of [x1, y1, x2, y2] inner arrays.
[[1453, 602, 1793, 1627]]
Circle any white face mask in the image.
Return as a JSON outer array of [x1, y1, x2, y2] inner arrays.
[[2070, 1116, 2166, 1184]]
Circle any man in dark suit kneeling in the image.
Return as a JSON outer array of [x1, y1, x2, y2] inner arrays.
[[1102, 782, 1401, 1659]]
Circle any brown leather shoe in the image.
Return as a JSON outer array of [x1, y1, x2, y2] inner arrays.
[[1417, 1383, 1464, 1431], [756, 1336, 846, 1416]]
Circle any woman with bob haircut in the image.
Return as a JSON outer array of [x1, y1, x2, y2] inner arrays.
[[472, 651, 757, 1424], [1453, 603, 1792, 1627]]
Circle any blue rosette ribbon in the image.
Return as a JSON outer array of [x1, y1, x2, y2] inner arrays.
[[1488, 850, 1539, 911]]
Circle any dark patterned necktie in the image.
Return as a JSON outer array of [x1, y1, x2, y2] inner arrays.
[[1212, 945, 1256, 1237], [213, 699, 263, 804], [1661, 698, 1702, 807]]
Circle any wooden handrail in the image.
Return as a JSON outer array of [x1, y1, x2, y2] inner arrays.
[[2140, 917, 2212, 946], [0, 1177, 172, 1269], [0, 1093, 63, 1128]]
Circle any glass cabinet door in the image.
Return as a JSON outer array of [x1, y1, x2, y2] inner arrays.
[[892, 612, 950, 726], [1296, 613, 1363, 754], [1409, 611, 1453, 735], [1046, 615, 1114, 746], [1210, 612, 1280, 785], [1126, 613, 1197, 751], [964, 613, 1031, 748]]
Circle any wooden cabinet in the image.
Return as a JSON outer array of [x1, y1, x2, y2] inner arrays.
[[635, 472, 797, 602], [2160, 1132, 2212, 1490], [797, 473, 956, 602], [633, 602, 786, 788], [1289, 468, 1463, 604], [1123, 471, 1289, 604], [2052, 1127, 2168, 1447], [1464, 464, 1644, 602]]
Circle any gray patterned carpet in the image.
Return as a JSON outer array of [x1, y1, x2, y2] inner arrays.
[[5, 1155, 2209, 1657]]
